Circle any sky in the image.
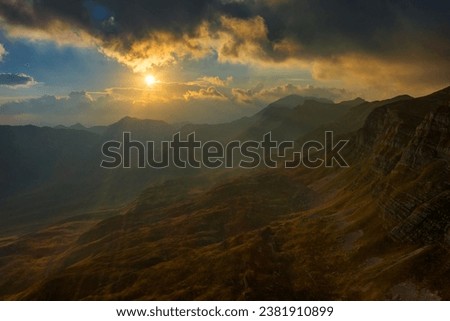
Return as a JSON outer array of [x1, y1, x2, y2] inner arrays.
[[0, 0, 449, 126]]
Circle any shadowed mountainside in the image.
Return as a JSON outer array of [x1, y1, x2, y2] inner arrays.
[[0, 117, 199, 235]]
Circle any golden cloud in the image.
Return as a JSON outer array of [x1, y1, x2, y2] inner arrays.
[[231, 83, 352, 104], [0, 42, 6, 61], [312, 54, 450, 99], [184, 86, 227, 101], [99, 25, 213, 73], [213, 16, 302, 65]]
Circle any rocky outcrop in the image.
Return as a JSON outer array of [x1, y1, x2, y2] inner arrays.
[[356, 87, 450, 244], [401, 106, 450, 168]]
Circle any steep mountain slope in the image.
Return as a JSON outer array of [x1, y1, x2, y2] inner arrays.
[[1, 87, 448, 300], [355, 87, 450, 244]]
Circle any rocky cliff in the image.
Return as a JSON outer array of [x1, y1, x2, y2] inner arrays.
[[356, 87, 450, 244]]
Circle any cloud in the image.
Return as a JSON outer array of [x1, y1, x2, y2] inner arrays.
[[0, 73, 36, 88], [259, 84, 351, 101], [186, 76, 233, 88], [232, 83, 351, 104], [184, 86, 227, 101], [1, 1, 448, 62], [0, 91, 132, 125], [311, 54, 450, 99], [0, 43, 6, 61], [231, 83, 265, 104], [0, 89, 257, 126], [0, 91, 92, 115], [197, 76, 233, 87], [214, 15, 295, 64], [0, 1, 449, 95]]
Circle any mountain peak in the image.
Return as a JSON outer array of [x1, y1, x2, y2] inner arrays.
[[69, 123, 86, 130], [391, 94, 413, 100], [335, 97, 366, 108], [349, 97, 366, 104], [103, 116, 175, 140], [117, 116, 138, 123], [115, 116, 169, 126], [267, 94, 333, 110]]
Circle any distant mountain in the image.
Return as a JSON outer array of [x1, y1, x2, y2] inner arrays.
[[243, 99, 353, 141], [0, 118, 189, 234], [337, 97, 366, 108], [267, 94, 333, 109], [181, 95, 359, 142], [69, 123, 87, 131], [0, 87, 448, 300], [299, 95, 413, 143], [54, 123, 108, 135], [0, 125, 104, 233], [103, 116, 175, 141], [0, 125, 99, 201]]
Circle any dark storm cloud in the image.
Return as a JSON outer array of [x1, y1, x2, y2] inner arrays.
[[254, 0, 450, 58], [0, 0, 215, 38], [0, 73, 35, 87], [0, 0, 449, 66]]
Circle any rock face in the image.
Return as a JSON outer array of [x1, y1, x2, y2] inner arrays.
[[401, 105, 450, 167], [356, 87, 450, 244]]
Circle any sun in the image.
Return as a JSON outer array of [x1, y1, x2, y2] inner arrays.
[[145, 74, 156, 86]]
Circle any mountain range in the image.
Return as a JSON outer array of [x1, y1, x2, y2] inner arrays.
[[0, 87, 449, 300]]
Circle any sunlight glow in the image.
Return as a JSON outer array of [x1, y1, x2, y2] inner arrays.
[[145, 74, 156, 86]]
